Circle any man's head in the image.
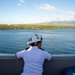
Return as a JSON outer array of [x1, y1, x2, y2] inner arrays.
[[27, 34, 43, 48]]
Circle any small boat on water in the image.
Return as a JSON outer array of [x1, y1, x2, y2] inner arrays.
[[0, 54, 75, 75]]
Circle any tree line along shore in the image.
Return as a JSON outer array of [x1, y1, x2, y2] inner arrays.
[[0, 24, 75, 30]]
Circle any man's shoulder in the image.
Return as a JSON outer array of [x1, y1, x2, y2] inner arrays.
[[23, 47, 45, 51], [20, 47, 29, 52], [24, 47, 30, 50]]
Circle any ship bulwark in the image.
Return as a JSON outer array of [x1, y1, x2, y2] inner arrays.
[[0, 54, 75, 75]]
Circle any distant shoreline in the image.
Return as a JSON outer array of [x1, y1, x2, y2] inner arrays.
[[0, 24, 75, 30]]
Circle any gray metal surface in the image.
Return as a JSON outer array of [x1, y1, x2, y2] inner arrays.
[[0, 54, 75, 75]]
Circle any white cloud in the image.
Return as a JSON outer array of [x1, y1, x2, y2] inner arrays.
[[66, 11, 75, 16], [50, 16, 75, 21], [53, 9, 75, 21], [57, 9, 75, 16], [58, 10, 75, 20], [38, 4, 56, 11], [38, 4, 75, 15], [35, 4, 75, 21], [17, 0, 25, 6]]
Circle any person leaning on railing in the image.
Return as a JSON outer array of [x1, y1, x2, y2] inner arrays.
[[15, 34, 52, 75]]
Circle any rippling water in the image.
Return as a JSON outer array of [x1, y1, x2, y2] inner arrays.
[[0, 29, 75, 54]]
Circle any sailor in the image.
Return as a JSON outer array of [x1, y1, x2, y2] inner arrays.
[[16, 34, 52, 75]]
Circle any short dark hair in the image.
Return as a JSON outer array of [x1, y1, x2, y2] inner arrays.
[[29, 43, 36, 46], [29, 41, 42, 46]]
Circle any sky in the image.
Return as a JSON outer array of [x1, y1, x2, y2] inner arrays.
[[0, 0, 75, 24]]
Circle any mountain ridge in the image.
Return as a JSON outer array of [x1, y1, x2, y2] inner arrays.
[[36, 21, 75, 25]]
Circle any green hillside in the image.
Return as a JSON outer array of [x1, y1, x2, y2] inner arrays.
[[0, 24, 75, 30]]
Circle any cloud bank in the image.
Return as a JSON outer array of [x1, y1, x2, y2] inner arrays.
[[17, 0, 25, 6], [38, 4, 56, 11], [37, 4, 75, 21]]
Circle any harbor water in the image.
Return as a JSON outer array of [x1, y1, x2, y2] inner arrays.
[[0, 29, 75, 54]]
